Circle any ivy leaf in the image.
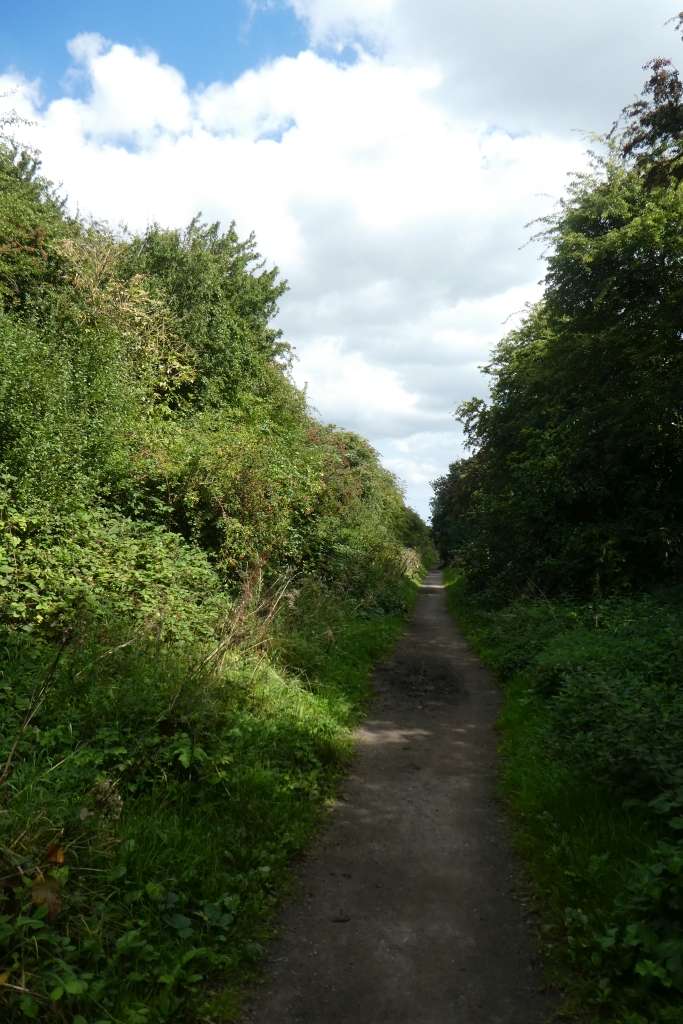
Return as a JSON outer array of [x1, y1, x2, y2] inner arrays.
[[204, 904, 233, 929], [145, 881, 165, 901], [203, 902, 222, 923], [63, 978, 87, 995]]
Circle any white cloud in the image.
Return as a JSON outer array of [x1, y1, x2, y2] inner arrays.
[[285, 0, 677, 134], [285, 0, 393, 47], [62, 33, 192, 141], [4, 2, 672, 516]]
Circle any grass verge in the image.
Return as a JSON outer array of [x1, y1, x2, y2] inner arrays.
[[0, 578, 418, 1024], [443, 569, 683, 1024]]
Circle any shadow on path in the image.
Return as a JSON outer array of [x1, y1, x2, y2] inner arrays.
[[243, 569, 556, 1023]]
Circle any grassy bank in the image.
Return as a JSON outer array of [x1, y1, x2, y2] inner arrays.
[[0, 135, 434, 1023], [1, 577, 419, 1024], [443, 569, 683, 1024]]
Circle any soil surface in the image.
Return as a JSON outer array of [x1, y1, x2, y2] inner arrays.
[[243, 569, 556, 1023]]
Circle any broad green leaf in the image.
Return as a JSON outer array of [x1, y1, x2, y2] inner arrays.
[[19, 995, 40, 1017], [116, 929, 142, 951]]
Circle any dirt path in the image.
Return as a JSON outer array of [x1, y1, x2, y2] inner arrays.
[[244, 570, 555, 1023]]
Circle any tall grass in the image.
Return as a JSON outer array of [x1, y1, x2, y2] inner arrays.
[[443, 569, 683, 1024], [0, 576, 418, 1023], [0, 134, 435, 1023]]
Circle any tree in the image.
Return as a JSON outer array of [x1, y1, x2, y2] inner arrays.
[[432, 20, 683, 595]]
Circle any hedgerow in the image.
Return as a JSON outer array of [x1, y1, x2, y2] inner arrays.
[[0, 132, 433, 1022], [433, 20, 683, 1024]]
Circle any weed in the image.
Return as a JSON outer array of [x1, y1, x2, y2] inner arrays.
[[444, 569, 683, 1023], [0, 578, 416, 1022]]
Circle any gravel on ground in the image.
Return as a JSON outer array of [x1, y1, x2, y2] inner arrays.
[[243, 568, 555, 1023]]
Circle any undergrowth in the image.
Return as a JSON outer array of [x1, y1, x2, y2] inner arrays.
[[0, 576, 418, 1024], [0, 133, 434, 1022], [444, 569, 683, 1024], [429, 26, 683, 1024]]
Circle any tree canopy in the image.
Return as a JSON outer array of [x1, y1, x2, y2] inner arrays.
[[432, 18, 683, 596]]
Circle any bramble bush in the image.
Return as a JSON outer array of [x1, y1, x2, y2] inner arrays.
[[0, 132, 433, 1022]]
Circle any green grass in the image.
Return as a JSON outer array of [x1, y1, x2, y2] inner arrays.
[[0, 134, 433, 1024], [442, 569, 683, 1024], [0, 579, 418, 1024]]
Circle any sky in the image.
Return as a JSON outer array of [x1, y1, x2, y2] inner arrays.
[[1, 0, 679, 517]]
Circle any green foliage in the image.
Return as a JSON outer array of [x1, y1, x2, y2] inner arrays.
[[396, 507, 437, 571], [432, 21, 683, 1024], [431, 57, 683, 596], [0, 141, 73, 312], [432, 155, 683, 594], [0, 587, 411, 1024], [444, 569, 683, 1022], [118, 217, 291, 411], [0, 136, 429, 1020], [0, 489, 225, 642]]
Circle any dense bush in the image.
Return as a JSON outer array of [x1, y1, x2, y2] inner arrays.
[[432, 49, 683, 597], [0, 135, 430, 1022], [444, 574, 683, 1022], [434, 23, 683, 1024]]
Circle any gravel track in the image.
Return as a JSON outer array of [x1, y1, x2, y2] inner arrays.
[[243, 569, 555, 1023]]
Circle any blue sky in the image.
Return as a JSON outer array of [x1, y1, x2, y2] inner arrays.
[[1, 1, 677, 517], [1, 1, 309, 99]]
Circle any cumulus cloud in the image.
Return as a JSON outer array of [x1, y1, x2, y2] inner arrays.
[[63, 33, 192, 141], [285, 0, 676, 134], [286, 0, 392, 48], [3, 2, 671, 514]]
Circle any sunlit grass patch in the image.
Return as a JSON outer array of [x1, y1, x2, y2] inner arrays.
[[0, 581, 415, 1023]]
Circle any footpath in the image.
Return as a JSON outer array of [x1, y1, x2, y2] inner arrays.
[[244, 569, 554, 1023]]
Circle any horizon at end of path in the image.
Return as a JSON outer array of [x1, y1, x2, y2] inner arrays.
[[241, 568, 558, 1024]]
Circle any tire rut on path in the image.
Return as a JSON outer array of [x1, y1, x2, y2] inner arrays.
[[243, 569, 555, 1023]]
